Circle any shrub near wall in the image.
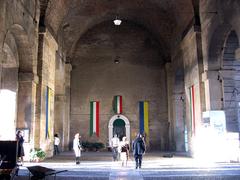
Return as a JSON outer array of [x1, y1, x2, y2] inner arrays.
[[82, 141, 105, 152]]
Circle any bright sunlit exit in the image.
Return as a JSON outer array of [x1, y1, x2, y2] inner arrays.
[[0, 89, 17, 140], [193, 111, 240, 164]]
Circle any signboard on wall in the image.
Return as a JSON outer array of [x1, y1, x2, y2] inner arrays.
[[202, 111, 226, 135]]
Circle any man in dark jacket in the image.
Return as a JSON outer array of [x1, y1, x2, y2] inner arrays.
[[132, 133, 146, 169]]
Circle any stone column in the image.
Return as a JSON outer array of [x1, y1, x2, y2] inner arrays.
[[181, 25, 205, 155], [165, 62, 173, 150], [0, 1, 6, 90], [17, 72, 38, 146], [54, 94, 66, 150], [172, 93, 186, 151], [0, 1, 6, 46], [202, 70, 222, 110], [64, 63, 72, 150]]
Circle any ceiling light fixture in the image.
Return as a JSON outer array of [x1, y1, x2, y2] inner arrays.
[[113, 17, 122, 26], [114, 56, 120, 64]]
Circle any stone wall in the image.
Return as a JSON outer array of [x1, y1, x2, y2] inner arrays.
[[70, 22, 168, 150]]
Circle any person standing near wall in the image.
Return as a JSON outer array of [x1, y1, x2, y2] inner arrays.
[[16, 130, 25, 165], [119, 136, 130, 167], [132, 133, 146, 169], [73, 133, 82, 164], [54, 134, 60, 155], [110, 134, 120, 161]]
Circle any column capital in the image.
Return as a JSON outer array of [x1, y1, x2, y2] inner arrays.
[[202, 70, 219, 82], [18, 72, 39, 83]]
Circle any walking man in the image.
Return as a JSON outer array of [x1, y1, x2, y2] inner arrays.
[[110, 134, 120, 161], [73, 133, 82, 164], [132, 133, 146, 169], [54, 134, 60, 155]]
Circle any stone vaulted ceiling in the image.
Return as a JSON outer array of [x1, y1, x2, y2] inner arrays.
[[43, 0, 194, 61]]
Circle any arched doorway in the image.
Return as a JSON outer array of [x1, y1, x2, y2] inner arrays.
[[108, 115, 130, 145], [113, 119, 126, 140]]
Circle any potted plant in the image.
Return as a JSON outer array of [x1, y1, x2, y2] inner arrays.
[[30, 148, 46, 162]]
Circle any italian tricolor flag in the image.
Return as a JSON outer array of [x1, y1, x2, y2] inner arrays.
[[114, 95, 122, 114], [90, 101, 100, 137]]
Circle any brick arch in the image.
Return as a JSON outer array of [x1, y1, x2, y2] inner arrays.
[[221, 30, 240, 70], [2, 32, 19, 68], [68, 19, 168, 63], [6, 24, 36, 73], [220, 30, 240, 133], [208, 24, 232, 70], [1, 31, 19, 92]]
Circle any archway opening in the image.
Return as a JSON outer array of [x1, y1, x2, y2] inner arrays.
[[222, 30, 240, 132], [113, 119, 126, 141], [108, 115, 130, 146]]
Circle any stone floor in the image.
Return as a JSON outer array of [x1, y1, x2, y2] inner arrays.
[[14, 151, 240, 180]]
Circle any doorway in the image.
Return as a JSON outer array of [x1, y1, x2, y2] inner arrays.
[[108, 114, 130, 145], [113, 119, 126, 140]]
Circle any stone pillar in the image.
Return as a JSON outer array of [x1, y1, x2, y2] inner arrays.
[[34, 28, 57, 153], [181, 25, 205, 155], [0, 1, 6, 46], [54, 94, 66, 150], [165, 62, 173, 150], [202, 70, 222, 110], [17, 72, 38, 147], [172, 93, 186, 151], [0, 1, 6, 90], [64, 63, 72, 150]]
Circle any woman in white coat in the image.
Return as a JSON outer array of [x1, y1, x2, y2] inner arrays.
[[73, 133, 82, 164]]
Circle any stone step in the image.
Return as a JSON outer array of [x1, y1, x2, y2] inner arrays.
[[14, 167, 240, 180], [12, 152, 240, 180]]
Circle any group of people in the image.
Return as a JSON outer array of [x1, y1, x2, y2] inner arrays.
[[72, 132, 146, 168], [15, 131, 61, 165], [110, 133, 146, 169], [16, 130, 146, 169], [110, 134, 130, 166]]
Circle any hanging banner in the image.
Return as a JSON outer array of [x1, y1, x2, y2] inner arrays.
[[113, 95, 122, 114], [90, 101, 100, 137], [139, 101, 149, 137]]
